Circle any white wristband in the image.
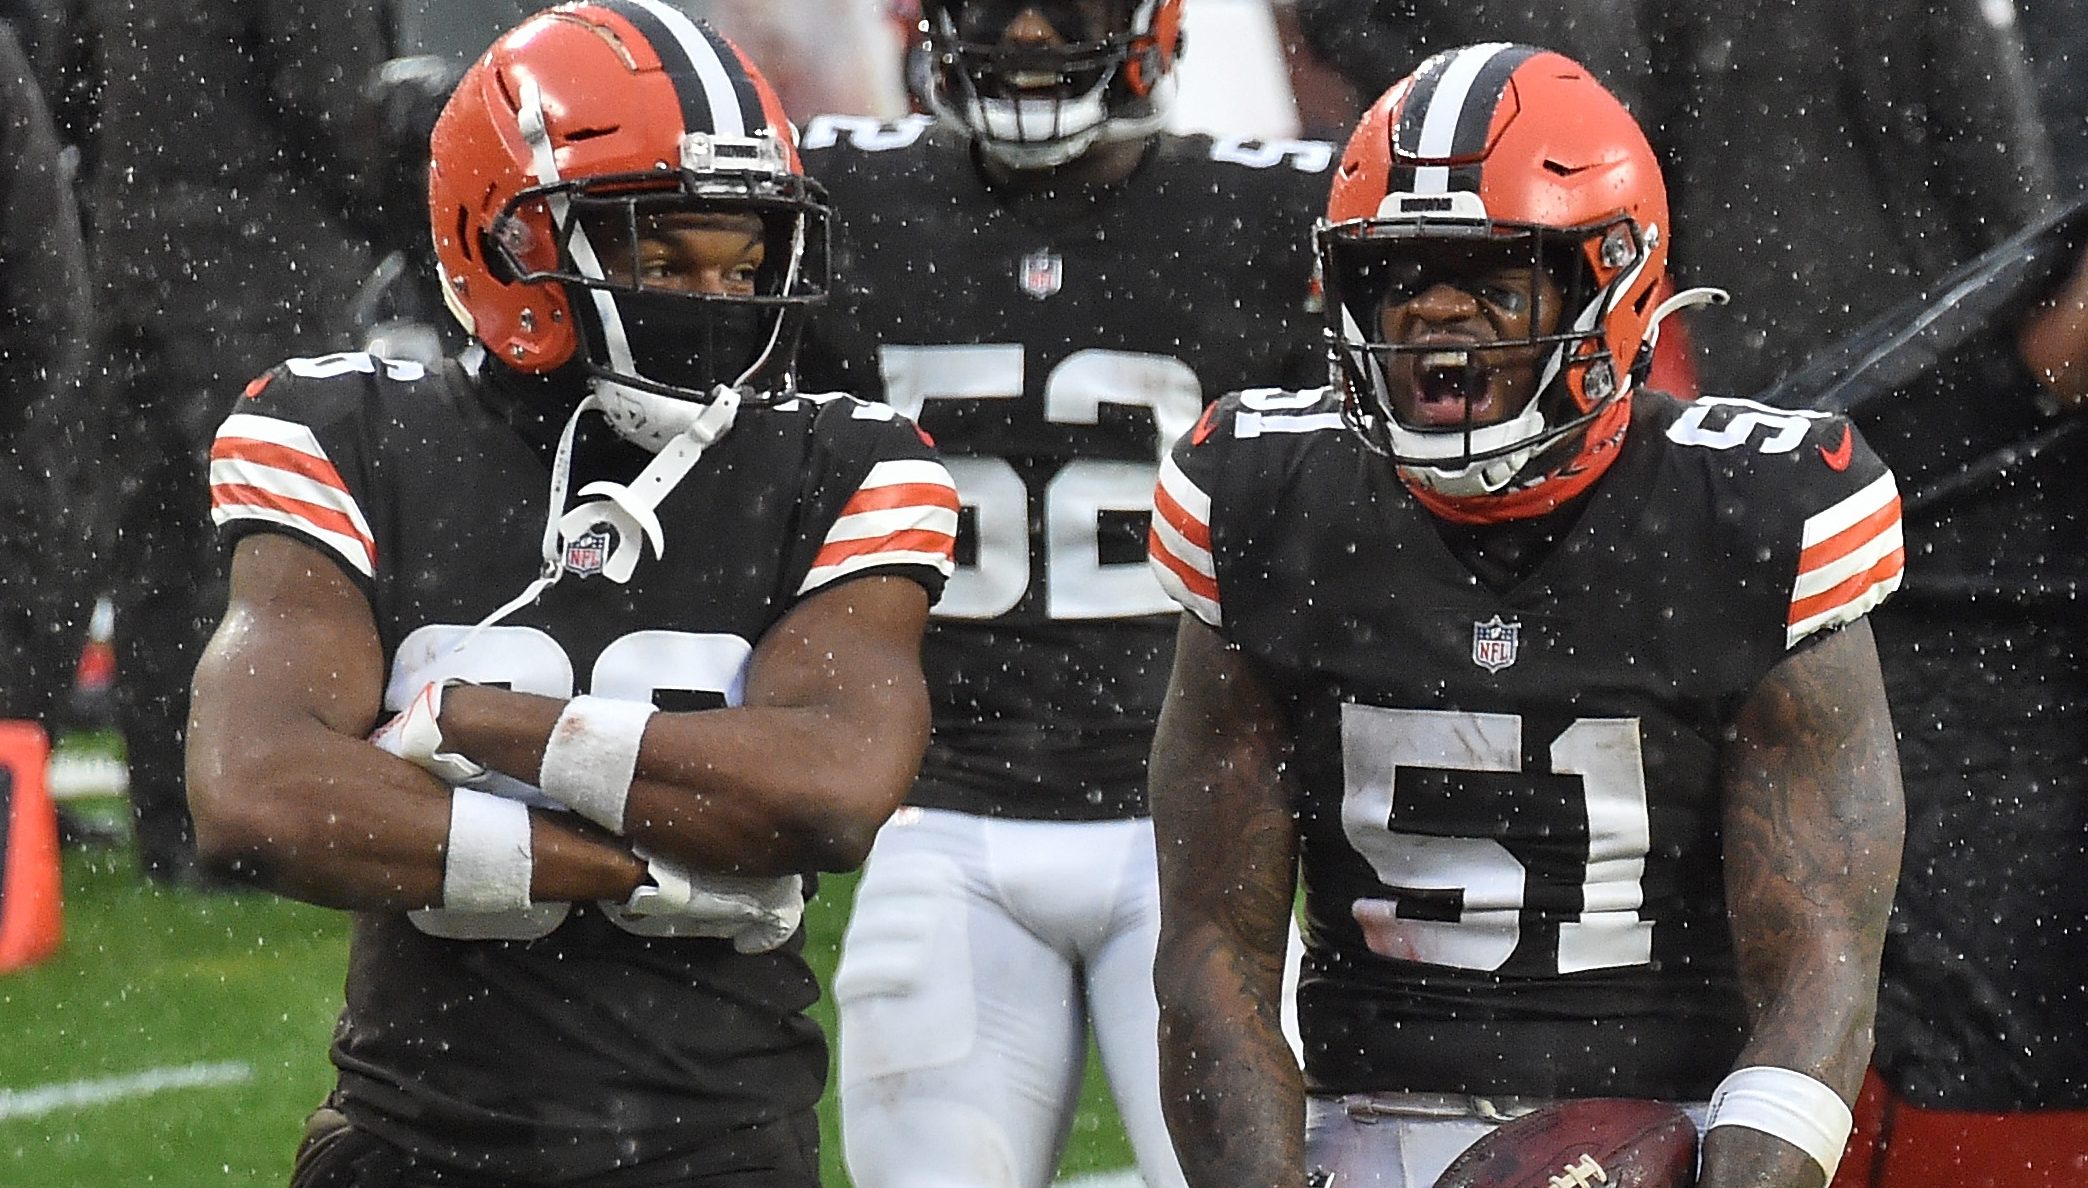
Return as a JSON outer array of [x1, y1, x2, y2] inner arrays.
[[538, 694, 657, 833], [441, 788, 534, 912], [1705, 1065, 1854, 1180]]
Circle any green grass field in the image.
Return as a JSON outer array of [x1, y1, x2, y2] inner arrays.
[[0, 794, 1136, 1187]]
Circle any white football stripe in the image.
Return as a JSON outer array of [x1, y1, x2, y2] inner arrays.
[[1787, 568, 1902, 647], [1410, 42, 1515, 193], [214, 414, 376, 541], [218, 411, 326, 453], [209, 502, 377, 577], [1149, 513, 1214, 579], [1150, 555, 1220, 628], [826, 504, 961, 544], [208, 457, 371, 535], [858, 457, 955, 490], [627, 0, 746, 138], [1155, 452, 1212, 524], [798, 549, 956, 594], [0, 1061, 253, 1122], [1800, 472, 1898, 547], [1792, 522, 1904, 601]]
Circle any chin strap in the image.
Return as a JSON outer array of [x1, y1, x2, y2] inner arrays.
[[456, 386, 743, 651], [1641, 285, 1730, 360]]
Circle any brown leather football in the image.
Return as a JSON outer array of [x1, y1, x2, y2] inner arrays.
[[1433, 1098, 1698, 1188]]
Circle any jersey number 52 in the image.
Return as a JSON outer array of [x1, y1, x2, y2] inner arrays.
[[1340, 705, 1655, 975], [878, 344, 1203, 620]]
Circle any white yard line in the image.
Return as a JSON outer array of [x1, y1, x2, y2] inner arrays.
[[0, 1061, 253, 1121], [1055, 1173, 1146, 1188]]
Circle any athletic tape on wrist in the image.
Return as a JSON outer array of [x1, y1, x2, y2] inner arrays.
[[1705, 1065, 1854, 1179], [538, 695, 657, 833], [441, 788, 534, 912]]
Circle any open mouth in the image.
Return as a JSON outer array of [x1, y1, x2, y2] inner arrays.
[[1407, 348, 1496, 427]]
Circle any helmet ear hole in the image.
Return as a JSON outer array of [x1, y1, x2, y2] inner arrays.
[[479, 226, 517, 284]]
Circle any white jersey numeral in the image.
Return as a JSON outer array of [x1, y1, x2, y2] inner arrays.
[[1208, 136, 1336, 173], [283, 351, 426, 383], [389, 624, 752, 941], [1339, 705, 1654, 974], [1665, 395, 1829, 454], [877, 344, 1204, 620]]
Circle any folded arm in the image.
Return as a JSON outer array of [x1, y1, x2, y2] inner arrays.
[[432, 572, 932, 877], [187, 534, 645, 909]]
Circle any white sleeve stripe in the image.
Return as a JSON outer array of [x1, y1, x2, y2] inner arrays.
[[1787, 570, 1902, 647], [208, 458, 376, 541], [1801, 473, 1898, 547], [208, 503, 376, 578], [1156, 452, 1212, 523], [797, 550, 956, 594], [824, 505, 961, 544], [857, 458, 952, 490], [1792, 524, 1904, 600], [217, 411, 334, 455], [1150, 557, 1221, 628], [1150, 514, 1214, 578]]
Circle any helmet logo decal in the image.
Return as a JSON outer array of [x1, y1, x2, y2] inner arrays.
[[1018, 248, 1064, 299], [1377, 191, 1489, 221], [1471, 615, 1522, 673]]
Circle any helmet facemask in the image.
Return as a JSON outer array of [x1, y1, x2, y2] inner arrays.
[[486, 131, 831, 451], [1323, 210, 1648, 498], [923, 0, 1177, 169]]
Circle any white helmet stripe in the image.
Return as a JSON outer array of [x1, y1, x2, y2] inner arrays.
[[616, 0, 747, 138], [1409, 42, 1517, 194]]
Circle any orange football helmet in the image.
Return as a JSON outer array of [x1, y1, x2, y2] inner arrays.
[[1320, 44, 1672, 521], [427, 0, 829, 436]]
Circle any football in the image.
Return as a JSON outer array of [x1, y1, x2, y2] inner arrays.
[[1433, 1098, 1698, 1188]]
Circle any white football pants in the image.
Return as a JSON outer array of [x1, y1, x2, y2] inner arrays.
[[837, 808, 1221, 1188]]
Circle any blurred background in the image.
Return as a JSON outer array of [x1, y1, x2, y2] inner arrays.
[[1, 0, 2083, 1183]]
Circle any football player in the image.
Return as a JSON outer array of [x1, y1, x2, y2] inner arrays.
[[184, 5, 957, 1185], [792, 2, 1329, 1185], [1147, 45, 1907, 1188]]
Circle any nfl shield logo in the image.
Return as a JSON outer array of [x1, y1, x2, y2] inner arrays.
[[564, 526, 612, 577], [1018, 248, 1063, 299], [1471, 615, 1521, 673]]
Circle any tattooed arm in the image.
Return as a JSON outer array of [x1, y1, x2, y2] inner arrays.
[[1700, 618, 1905, 1188], [1151, 617, 1304, 1188]]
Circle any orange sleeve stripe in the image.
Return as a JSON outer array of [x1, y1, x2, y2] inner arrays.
[[811, 528, 957, 569], [1798, 498, 1902, 573], [1787, 548, 1906, 626], [211, 435, 355, 497], [209, 481, 375, 566], [1152, 483, 1211, 551], [840, 481, 961, 517], [1148, 526, 1219, 601]]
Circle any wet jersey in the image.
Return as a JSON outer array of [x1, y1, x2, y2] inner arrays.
[[799, 116, 1331, 820], [1151, 387, 1905, 1100], [206, 350, 955, 1181]]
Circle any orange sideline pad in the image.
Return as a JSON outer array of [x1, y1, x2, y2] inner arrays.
[[0, 719, 61, 972], [1832, 1066, 2088, 1188]]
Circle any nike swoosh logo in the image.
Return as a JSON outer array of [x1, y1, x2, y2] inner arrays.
[[1819, 425, 1854, 471]]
